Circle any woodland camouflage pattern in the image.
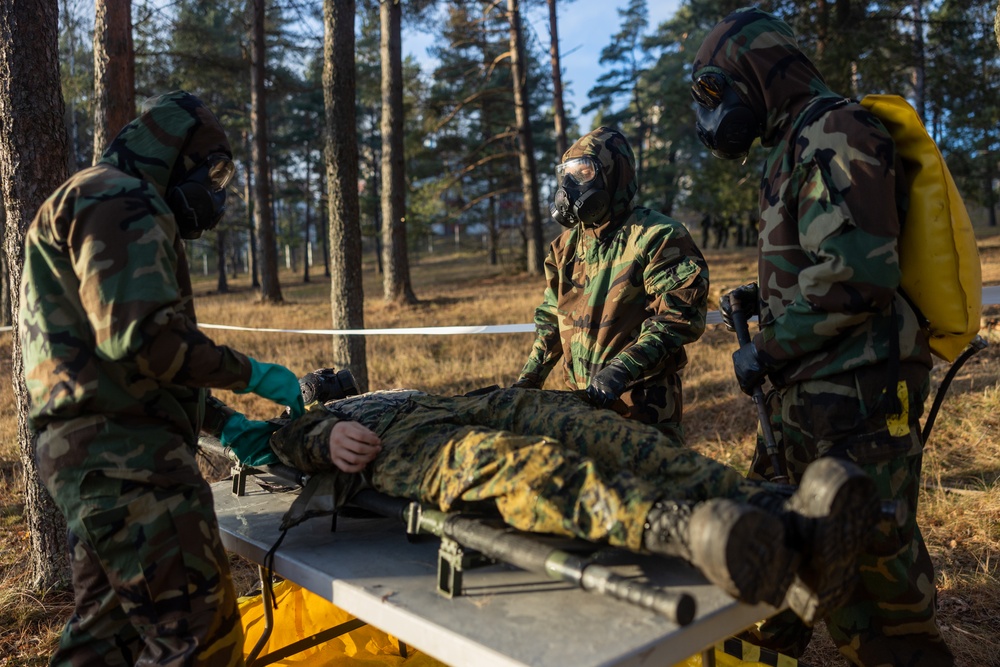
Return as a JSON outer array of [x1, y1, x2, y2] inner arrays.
[[20, 91, 249, 666], [517, 127, 709, 430], [695, 9, 950, 666], [270, 388, 760, 551], [692, 8, 931, 386]]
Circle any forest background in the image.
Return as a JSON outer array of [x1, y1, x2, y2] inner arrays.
[[0, 0, 998, 664]]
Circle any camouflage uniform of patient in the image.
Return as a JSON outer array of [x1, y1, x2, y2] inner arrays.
[[270, 387, 881, 627], [693, 8, 949, 665], [515, 128, 709, 437], [20, 92, 258, 666]]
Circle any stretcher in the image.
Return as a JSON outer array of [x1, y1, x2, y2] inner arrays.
[[205, 439, 779, 667]]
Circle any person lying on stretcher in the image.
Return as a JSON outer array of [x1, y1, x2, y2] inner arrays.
[[217, 369, 880, 626]]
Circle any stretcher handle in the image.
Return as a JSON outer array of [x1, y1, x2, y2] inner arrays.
[[730, 303, 789, 484]]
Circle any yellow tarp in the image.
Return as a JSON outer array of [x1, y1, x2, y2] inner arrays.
[[238, 581, 445, 666], [239, 581, 798, 667]]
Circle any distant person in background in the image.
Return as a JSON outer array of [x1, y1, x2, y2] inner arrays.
[[700, 212, 713, 248], [512, 127, 709, 438], [713, 215, 729, 249], [743, 210, 758, 247], [19, 91, 305, 666], [692, 8, 950, 666], [731, 214, 745, 248]]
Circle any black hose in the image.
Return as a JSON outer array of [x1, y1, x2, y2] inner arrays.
[[922, 336, 988, 444]]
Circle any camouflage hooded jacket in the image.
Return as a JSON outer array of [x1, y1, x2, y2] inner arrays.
[[19, 91, 253, 444], [517, 127, 709, 411], [693, 9, 931, 387]]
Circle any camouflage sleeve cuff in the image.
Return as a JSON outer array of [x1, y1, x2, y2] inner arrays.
[[269, 406, 340, 474]]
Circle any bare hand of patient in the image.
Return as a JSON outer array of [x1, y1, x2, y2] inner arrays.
[[328, 421, 382, 473]]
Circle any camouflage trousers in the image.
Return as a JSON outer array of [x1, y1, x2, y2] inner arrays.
[[273, 388, 757, 551], [35, 417, 245, 667], [744, 363, 953, 666]]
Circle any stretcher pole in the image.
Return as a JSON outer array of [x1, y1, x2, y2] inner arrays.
[[349, 490, 697, 626]]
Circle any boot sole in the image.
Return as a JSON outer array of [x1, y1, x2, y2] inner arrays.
[[784, 457, 879, 624], [690, 499, 799, 607]]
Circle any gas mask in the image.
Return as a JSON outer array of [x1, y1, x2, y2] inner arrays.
[[167, 153, 236, 239], [551, 156, 611, 228], [691, 72, 760, 161]]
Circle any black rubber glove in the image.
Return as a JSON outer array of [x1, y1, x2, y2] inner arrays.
[[732, 342, 769, 395], [720, 282, 760, 332], [511, 372, 543, 389], [585, 359, 631, 409]]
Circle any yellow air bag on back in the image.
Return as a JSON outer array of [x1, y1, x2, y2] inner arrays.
[[860, 95, 982, 361]]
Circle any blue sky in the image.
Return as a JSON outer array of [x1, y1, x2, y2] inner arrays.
[[403, 1, 683, 131]]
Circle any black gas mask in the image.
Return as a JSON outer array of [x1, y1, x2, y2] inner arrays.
[[551, 156, 611, 228], [167, 153, 235, 239], [692, 72, 760, 161]]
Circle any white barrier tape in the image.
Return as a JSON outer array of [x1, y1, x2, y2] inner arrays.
[[1, 285, 998, 336], [199, 322, 535, 335]]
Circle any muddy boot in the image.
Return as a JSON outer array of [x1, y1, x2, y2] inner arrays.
[[642, 499, 800, 607], [751, 457, 880, 624]]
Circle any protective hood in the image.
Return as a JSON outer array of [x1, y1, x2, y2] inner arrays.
[[692, 7, 836, 147], [99, 90, 231, 197], [562, 126, 637, 225]]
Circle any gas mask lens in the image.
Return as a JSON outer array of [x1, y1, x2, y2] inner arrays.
[[556, 157, 599, 186], [205, 154, 235, 192], [691, 72, 726, 110]]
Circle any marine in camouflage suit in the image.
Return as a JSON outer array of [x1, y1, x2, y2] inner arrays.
[[269, 385, 882, 627], [514, 127, 709, 437], [20, 91, 304, 666], [692, 8, 950, 665]]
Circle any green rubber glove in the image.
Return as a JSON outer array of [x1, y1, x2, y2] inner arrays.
[[220, 413, 280, 466], [238, 358, 305, 418]]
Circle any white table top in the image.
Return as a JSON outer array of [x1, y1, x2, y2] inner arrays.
[[212, 476, 775, 667]]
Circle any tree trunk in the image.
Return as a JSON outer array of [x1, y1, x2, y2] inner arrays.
[[92, 0, 134, 161], [380, 0, 417, 304], [319, 167, 330, 278], [910, 0, 926, 123], [303, 141, 312, 284], [547, 0, 567, 159], [369, 110, 384, 276], [61, 0, 82, 170], [324, 0, 369, 391], [216, 229, 229, 293], [0, 0, 72, 590], [250, 0, 282, 302], [508, 0, 545, 275], [1, 197, 8, 325], [242, 131, 260, 288], [985, 166, 998, 227]]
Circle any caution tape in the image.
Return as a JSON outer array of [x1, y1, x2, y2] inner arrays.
[[1, 285, 998, 336]]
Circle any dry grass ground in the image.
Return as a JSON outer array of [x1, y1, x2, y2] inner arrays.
[[1, 230, 998, 666]]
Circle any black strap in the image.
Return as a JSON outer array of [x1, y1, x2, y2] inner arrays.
[[262, 528, 289, 610]]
